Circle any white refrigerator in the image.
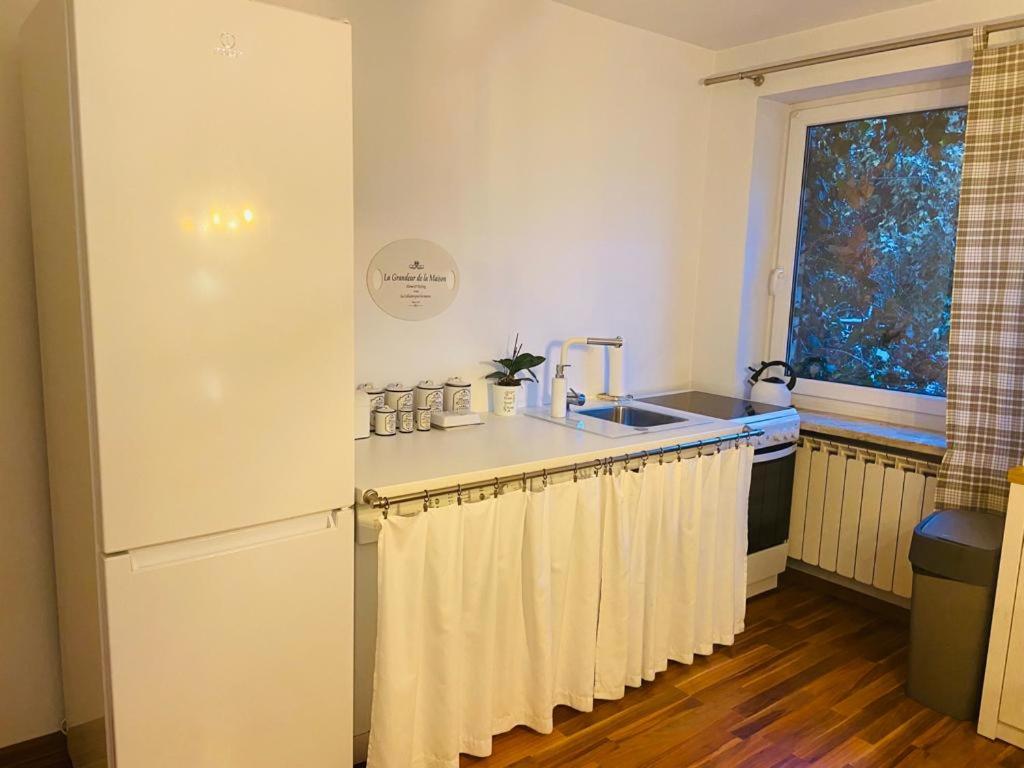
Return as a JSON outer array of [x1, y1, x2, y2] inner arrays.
[[20, 0, 354, 766]]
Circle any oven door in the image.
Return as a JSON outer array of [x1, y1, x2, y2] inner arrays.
[[748, 442, 797, 555]]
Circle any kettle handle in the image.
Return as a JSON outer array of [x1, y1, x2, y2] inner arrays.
[[770, 360, 797, 390], [748, 360, 797, 390]]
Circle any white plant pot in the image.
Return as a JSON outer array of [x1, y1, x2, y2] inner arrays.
[[491, 383, 521, 416]]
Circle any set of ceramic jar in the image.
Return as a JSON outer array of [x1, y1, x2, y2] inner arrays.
[[359, 378, 471, 436]]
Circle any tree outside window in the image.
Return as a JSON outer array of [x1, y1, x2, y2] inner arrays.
[[787, 107, 966, 397]]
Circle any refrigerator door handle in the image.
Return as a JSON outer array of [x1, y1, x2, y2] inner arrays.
[[127, 509, 341, 572]]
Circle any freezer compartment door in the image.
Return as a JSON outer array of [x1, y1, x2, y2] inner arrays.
[[103, 510, 353, 768]]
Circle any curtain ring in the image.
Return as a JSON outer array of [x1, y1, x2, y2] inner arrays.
[[573, 463, 578, 483], [715, 436, 722, 454], [641, 453, 648, 470], [593, 461, 601, 478], [423, 489, 430, 513], [382, 497, 390, 520], [697, 440, 704, 457], [522, 472, 528, 492], [456, 483, 463, 505], [658, 446, 665, 465], [493, 477, 501, 497], [542, 467, 549, 487]]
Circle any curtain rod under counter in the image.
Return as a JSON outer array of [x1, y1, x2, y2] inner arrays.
[[362, 427, 764, 518]]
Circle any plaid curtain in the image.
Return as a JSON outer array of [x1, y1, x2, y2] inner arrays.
[[936, 28, 1024, 514]]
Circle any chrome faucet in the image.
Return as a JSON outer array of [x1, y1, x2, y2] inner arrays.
[[566, 387, 586, 410]]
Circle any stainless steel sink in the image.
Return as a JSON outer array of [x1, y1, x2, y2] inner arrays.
[[523, 401, 716, 438], [578, 405, 689, 428]]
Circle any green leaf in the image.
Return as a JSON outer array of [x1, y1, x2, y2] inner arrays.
[[491, 339, 545, 381]]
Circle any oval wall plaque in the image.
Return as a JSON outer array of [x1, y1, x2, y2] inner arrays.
[[366, 239, 459, 321]]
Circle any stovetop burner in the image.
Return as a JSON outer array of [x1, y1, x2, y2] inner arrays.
[[637, 390, 793, 421]]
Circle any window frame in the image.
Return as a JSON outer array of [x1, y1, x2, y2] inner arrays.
[[768, 84, 970, 417]]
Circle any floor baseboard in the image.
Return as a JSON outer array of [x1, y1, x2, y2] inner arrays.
[[0, 732, 71, 768]]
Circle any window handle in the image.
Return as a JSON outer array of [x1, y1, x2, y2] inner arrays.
[[768, 267, 786, 297]]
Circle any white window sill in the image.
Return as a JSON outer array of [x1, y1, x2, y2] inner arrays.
[[798, 410, 945, 459]]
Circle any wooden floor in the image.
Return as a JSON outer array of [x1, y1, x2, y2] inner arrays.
[[0, 732, 71, 768], [462, 578, 1024, 768], [15, 579, 1021, 768]]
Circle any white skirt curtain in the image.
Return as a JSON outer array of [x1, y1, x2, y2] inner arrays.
[[367, 445, 753, 768]]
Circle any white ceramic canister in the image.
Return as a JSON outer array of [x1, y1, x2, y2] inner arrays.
[[358, 383, 385, 429], [384, 382, 413, 411], [415, 407, 432, 431], [373, 404, 397, 436], [443, 376, 472, 413], [414, 380, 444, 412], [397, 408, 415, 433]]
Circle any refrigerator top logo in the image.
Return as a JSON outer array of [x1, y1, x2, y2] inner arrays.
[[214, 32, 243, 58]]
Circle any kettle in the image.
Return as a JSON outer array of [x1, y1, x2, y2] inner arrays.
[[748, 360, 796, 407]]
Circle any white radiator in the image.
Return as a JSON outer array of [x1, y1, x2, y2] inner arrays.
[[788, 436, 940, 598]]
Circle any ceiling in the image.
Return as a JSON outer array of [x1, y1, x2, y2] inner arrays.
[[551, 0, 934, 50]]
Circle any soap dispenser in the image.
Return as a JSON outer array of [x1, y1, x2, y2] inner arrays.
[[551, 364, 569, 419]]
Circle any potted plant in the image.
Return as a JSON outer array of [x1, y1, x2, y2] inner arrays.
[[486, 335, 546, 416]]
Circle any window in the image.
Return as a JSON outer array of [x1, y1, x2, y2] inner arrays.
[[769, 86, 969, 413]]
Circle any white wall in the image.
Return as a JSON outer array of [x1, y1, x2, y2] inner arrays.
[[275, 0, 714, 408], [693, 0, 1024, 429], [0, 0, 64, 748]]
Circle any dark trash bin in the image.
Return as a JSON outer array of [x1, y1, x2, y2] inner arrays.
[[906, 508, 1005, 720]]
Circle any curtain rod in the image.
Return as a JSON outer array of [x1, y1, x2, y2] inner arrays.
[[362, 427, 763, 517], [702, 17, 1024, 87]]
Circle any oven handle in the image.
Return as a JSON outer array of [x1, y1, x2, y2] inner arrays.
[[752, 441, 797, 463]]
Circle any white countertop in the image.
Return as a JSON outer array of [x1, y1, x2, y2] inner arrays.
[[354, 410, 741, 542]]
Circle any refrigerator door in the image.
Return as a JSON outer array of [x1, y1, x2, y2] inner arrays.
[[70, 0, 354, 553], [102, 510, 353, 768]]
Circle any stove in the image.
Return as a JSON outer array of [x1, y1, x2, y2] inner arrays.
[[637, 391, 800, 596], [637, 391, 799, 450]]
